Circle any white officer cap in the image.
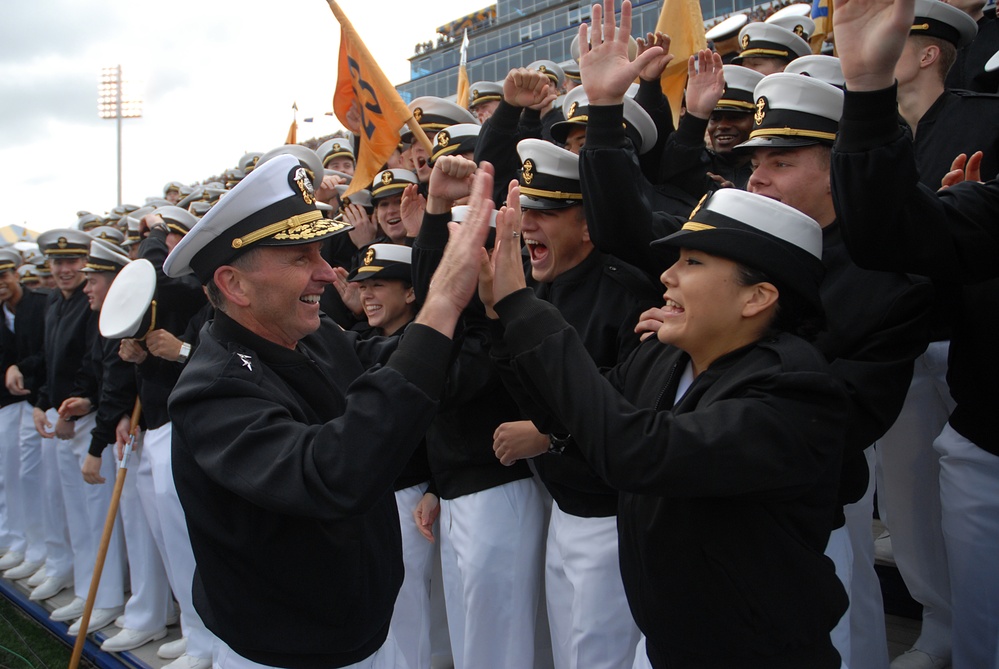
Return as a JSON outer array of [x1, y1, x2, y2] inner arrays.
[[783, 54, 845, 88], [734, 23, 812, 64], [82, 239, 131, 274], [550, 86, 658, 155], [516, 138, 582, 210], [654, 188, 824, 313], [99, 258, 157, 338], [706, 13, 749, 42], [164, 154, 352, 282], [911, 0, 978, 48], [736, 72, 843, 150]]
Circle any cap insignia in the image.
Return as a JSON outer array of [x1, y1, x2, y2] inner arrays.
[[793, 24, 804, 36], [472, 89, 479, 98], [522, 159, 535, 185], [568, 101, 579, 119], [291, 166, 316, 205], [332, 143, 341, 153], [438, 130, 451, 148], [754, 96, 768, 126], [381, 171, 394, 186], [364, 248, 375, 265], [57, 237, 68, 249], [342, 196, 352, 206], [413, 107, 423, 122], [689, 193, 708, 220], [741, 33, 751, 49]]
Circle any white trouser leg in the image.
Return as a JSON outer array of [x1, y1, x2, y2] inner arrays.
[[389, 483, 434, 669], [0, 403, 26, 553], [118, 433, 172, 631], [142, 423, 213, 658], [935, 423, 999, 669], [39, 423, 72, 580], [439, 478, 544, 669], [18, 406, 46, 564], [546, 504, 640, 669], [826, 525, 854, 669], [877, 343, 954, 658], [844, 446, 888, 669], [52, 410, 125, 608]]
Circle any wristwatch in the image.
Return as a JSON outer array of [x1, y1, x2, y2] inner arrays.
[[177, 342, 192, 364], [547, 433, 571, 455]]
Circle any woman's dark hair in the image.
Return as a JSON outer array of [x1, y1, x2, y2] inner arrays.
[[736, 264, 825, 342]]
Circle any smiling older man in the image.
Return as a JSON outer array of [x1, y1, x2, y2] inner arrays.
[[163, 153, 491, 669]]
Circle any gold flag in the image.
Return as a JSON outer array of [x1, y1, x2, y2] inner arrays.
[[810, 0, 833, 54], [285, 102, 298, 145], [330, 0, 418, 196], [656, 0, 707, 129], [456, 29, 471, 109]]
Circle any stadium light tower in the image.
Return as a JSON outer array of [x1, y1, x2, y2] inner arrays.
[[98, 65, 142, 207]]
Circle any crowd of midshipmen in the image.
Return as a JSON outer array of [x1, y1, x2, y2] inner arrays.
[[1, 0, 998, 667]]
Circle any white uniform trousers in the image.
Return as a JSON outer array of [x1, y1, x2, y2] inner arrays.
[[117, 433, 174, 632], [212, 632, 408, 669], [439, 477, 544, 669], [826, 525, 853, 669], [0, 402, 26, 553], [51, 409, 126, 607], [390, 483, 435, 669], [39, 421, 72, 581], [137, 422, 213, 659], [546, 503, 640, 669], [18, 405, 46, 565], [834, 446, 889, 669], [935, 423, 999, 669], [876, 342, 955, 660]]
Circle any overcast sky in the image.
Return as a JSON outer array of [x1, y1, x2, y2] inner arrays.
[[0, 0, 490, 233]]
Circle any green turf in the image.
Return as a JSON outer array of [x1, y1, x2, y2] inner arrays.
[[0, 596, 95, 669]]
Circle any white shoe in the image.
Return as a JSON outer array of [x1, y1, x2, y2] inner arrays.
[[67, 606, 124, 635], [51, 597, 86, 622], [115, 614, 125, 628], [158, 637, 187, 660], [4, 560, 42, 581], [26, 566, 47, 588], [101, 626, 168, 652], [0, 550, 25, 571], [890, 649, 950, 669], [30, 573, 73, 601], [874, 530, 895, 563], [162, 654, 211, 669]]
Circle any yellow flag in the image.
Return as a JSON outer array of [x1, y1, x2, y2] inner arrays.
[[285, 101, 298, 144], [456, 29, 471, 109], [330, 0, 415, 197], [810, 0, 833, 54], [656, 0, 707, 129]]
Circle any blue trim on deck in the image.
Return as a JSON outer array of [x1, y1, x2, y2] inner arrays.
[[0, 578, 153, 669]]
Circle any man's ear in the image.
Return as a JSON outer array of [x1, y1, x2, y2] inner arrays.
[[214, 266, 250, 308]]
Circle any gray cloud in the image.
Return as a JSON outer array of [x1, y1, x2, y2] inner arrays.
[[0, 1, 125, 65]]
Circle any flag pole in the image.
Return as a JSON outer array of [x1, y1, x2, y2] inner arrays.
[[68, 398, 142, 669]]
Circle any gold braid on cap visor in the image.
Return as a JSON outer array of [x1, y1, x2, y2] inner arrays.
[[231, 210, 325, 249]]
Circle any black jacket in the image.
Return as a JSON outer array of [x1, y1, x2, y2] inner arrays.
[[169, 312, 451, 669], [136, 230, 206, 429], [1, 287, 48, 407], [494, 289, 848, 668], [832, 83, 999, 455], [37, 283, 96, 412], [412, 211, 533, 499]]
